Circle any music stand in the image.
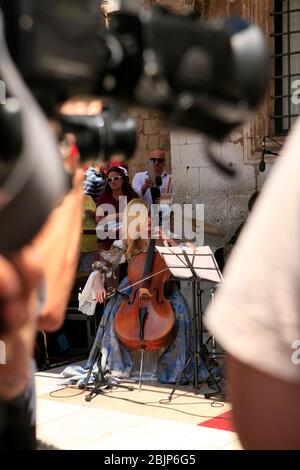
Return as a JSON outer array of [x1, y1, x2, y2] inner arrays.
[[156, 245, 224, 400]]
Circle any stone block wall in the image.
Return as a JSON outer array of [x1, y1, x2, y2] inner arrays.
[[170, 129, 273, 253], [128, 108, 171, 179]]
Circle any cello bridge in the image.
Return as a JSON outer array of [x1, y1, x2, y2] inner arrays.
[[139, 288, 151, 299]]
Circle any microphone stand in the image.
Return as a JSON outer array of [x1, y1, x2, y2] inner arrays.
[[259, 136, 266, 172], [259, 136, 280, 173]]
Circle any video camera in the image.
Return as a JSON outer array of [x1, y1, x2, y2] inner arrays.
[[1, 1, 269, 137], [0, 0, 103, 113], [0, 0, 269, 252], [100, 3, 269, 140]]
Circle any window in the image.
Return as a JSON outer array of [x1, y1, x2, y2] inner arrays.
[[271, 0, 300, 134]]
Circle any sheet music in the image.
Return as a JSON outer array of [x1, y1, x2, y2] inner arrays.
[[156, 245, 223, 283]]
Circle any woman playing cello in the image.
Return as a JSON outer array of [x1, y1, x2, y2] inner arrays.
[[63, 199, 209, 385]]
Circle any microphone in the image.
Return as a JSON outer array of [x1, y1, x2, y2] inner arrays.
[[155, 175, 162, 187], [259, 137, 280, 172], [259, 137, 266, 172], [147, 159, 161, 203]]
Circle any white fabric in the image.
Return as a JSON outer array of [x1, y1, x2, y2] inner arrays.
[[112, 239, 124, 249], [78, 271, 98, 316], [132, 170, 172, 207], [205, 117, 300, 384]]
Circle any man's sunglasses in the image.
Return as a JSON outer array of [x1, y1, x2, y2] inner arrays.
[[107, 175, 123, 183], [150, 158, 165, 163]]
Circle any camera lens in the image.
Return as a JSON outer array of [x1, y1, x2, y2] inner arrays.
[[103, 111, 136, 160], [0, 99, 22, 189]]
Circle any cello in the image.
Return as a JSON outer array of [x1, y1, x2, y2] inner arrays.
[[114, 205, 177, 352]]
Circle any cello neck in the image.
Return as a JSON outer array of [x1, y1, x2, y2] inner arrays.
[[142, 238, 156, 279], [142, 208, 163, 280]]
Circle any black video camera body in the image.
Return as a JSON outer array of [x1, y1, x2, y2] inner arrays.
[[0, 0, 103, 114]]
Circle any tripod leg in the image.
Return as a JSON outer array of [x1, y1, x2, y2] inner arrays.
[[138, 350, 145, 392], [203, 369, 224, 399], [81, 359, 95, 389], [85, 350, 106, 402], [167, 353, 193, 402], [85, 384, 104, 402]]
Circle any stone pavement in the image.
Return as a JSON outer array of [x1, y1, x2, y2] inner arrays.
[[35, 364, 242, 450]]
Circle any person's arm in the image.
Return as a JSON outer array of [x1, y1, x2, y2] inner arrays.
[[0, 248, 42, 400], [32, 169, 84, 332], [228, 355, 300, 449], [155, 226, 196, 250], [132, 173, 152, 198], [93, 271, 106, 304]]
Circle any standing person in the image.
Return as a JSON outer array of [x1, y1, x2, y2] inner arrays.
[[132, 149, 173, 207], [78, 193, 98, 272], [205, 118, 300, 449], [83, 162, 106, 203]]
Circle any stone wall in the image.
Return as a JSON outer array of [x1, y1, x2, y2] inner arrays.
[[169, 0, 277, 251], [170, 130, 273, 251], [128, 108, 171, 179]]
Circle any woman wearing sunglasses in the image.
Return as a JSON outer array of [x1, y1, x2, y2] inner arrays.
[[95, 166, 138, 256]]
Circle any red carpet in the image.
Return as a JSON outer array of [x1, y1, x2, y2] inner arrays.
[[198, 411, 235, 432]]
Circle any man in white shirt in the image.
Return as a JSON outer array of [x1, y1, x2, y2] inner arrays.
[[132, 149, 172, 206], [205, 118, 300, 449]]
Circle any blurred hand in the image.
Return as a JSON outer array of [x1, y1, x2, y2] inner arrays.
[[96, 286, 107, 304], [59, 97, 103, 116], [142, 178, 153, 194], [185, 241, 196, 251], [93, 272, 106, 303]]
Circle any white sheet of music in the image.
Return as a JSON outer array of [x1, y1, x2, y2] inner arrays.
[[156, 245, 223, 283]]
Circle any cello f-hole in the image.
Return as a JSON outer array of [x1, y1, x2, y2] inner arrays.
[[128, 289, 138, 305], [154, 287, 164, 305]]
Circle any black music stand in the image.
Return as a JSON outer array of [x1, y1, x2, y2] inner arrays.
[[156, 245, 224, 400], [79, 286, 134, 402]]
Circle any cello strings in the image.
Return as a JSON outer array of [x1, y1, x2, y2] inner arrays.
[[105, 267, 170, 300]]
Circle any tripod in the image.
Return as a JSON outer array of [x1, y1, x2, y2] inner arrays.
[[80, 287, 134, 402]]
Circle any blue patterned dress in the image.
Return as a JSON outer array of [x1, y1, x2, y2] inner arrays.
[[62, 275, 212, 386]]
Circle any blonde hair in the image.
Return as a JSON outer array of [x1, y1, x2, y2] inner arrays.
[[121, 199, 149, 258]]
